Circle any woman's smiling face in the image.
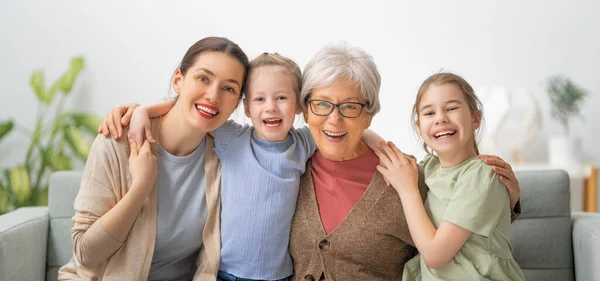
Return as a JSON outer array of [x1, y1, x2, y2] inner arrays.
[[173, 51, 245, 132], [306, 79, 372, 161]]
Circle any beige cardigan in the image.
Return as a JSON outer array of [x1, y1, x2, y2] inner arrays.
[[58, 118, 222, 281]]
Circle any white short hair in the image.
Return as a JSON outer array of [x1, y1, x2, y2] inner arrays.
[[300, 43, 381, 116]]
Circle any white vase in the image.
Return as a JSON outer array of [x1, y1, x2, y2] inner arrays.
[[548, 135, 581, 169]]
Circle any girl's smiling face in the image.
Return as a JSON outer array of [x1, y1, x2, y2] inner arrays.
[[417, 83, 481, 166]]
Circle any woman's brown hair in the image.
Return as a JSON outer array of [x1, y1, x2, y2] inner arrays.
[[177, 37, 250, 101]]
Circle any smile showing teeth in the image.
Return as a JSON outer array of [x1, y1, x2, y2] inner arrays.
[[195, 104, 218, 115], [324, 130, 347, 137], [434, 130, 456, 138], [263, 119, 282, 127]]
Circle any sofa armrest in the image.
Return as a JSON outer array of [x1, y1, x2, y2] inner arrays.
[[572, 211, 600, 281], [0, 207, 49, 281]]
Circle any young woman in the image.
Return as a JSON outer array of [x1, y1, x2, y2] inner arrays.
[[58, 37, 249, 281]]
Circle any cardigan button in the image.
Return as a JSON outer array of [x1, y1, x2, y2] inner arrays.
[[303, 274, 316, 281], [318, 239, 330, 251]]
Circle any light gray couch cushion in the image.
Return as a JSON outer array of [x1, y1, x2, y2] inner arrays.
[[512, 170, 574, 281], [46, 171, 82, 281], [572, 212, 600, 281], [0, 207, 49, 281], [44, 169, 577, 281]]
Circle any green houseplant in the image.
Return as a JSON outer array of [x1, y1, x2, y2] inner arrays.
[[546, 75, 589, 168], [0, 57, 101, 215], [547, 75, 589, 135]]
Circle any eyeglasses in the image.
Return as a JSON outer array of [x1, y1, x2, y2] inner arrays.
[[306, 99, 367, 118]]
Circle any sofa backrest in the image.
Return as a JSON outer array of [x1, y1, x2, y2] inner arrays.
[[48, 170, 575, 281], [47, 171, 81, 281], [512, 170, 574, 281]]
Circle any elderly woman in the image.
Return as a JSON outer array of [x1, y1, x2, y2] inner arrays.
[[288, 44, 521, 281]]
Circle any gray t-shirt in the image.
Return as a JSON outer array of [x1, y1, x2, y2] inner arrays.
[[148, 139, 208, 281]]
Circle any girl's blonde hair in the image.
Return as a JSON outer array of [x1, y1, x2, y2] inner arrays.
[[245, 52, 302, 100], [411, 72, 484, 155]]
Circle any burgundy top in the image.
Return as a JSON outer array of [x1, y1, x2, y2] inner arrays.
[[311, 149, 379, 234]]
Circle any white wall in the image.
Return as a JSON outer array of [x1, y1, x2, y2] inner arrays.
[[1, 0, 599, 168]]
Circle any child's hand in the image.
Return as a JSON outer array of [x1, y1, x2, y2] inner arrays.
[[128, 106, 155, 149], [374, 141, 419, 195], [98, 103, 140, 140]]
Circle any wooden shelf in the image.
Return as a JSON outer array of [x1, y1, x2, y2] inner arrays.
[[584, 166, 598, 212]]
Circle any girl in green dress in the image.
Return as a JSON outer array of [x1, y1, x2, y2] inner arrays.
[[374, 72, 526, 281]]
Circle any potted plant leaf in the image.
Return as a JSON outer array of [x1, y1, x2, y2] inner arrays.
[[546, 75, 589, 168], [0, 57, 101, 215]]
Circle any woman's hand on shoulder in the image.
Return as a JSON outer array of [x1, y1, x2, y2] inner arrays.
[[374, 141, 419, 196], [128, 137, 157, 193], [478, 154, 520, 208], [98, 103, 140, 140]]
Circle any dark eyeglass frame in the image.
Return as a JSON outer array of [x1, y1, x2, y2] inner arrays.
[[306, 99, 368, 118]]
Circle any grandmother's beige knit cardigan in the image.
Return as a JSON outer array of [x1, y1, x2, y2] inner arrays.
[[58, 118, 222, 281]]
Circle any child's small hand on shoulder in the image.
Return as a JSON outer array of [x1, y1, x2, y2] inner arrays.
[[128, 106, 155, 149], [374, 141, 419, 195]]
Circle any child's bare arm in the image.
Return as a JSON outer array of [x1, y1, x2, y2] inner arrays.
[[99, 99, 176, 147], [128, 99, 175, 147], [362, 130, 391, 186], [400, 190, 472, 269], [144, 99, 176, 118], [362, 129, 385, 151]]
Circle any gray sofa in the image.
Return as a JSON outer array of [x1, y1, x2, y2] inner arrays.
[[1, 170, 599, 281]]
